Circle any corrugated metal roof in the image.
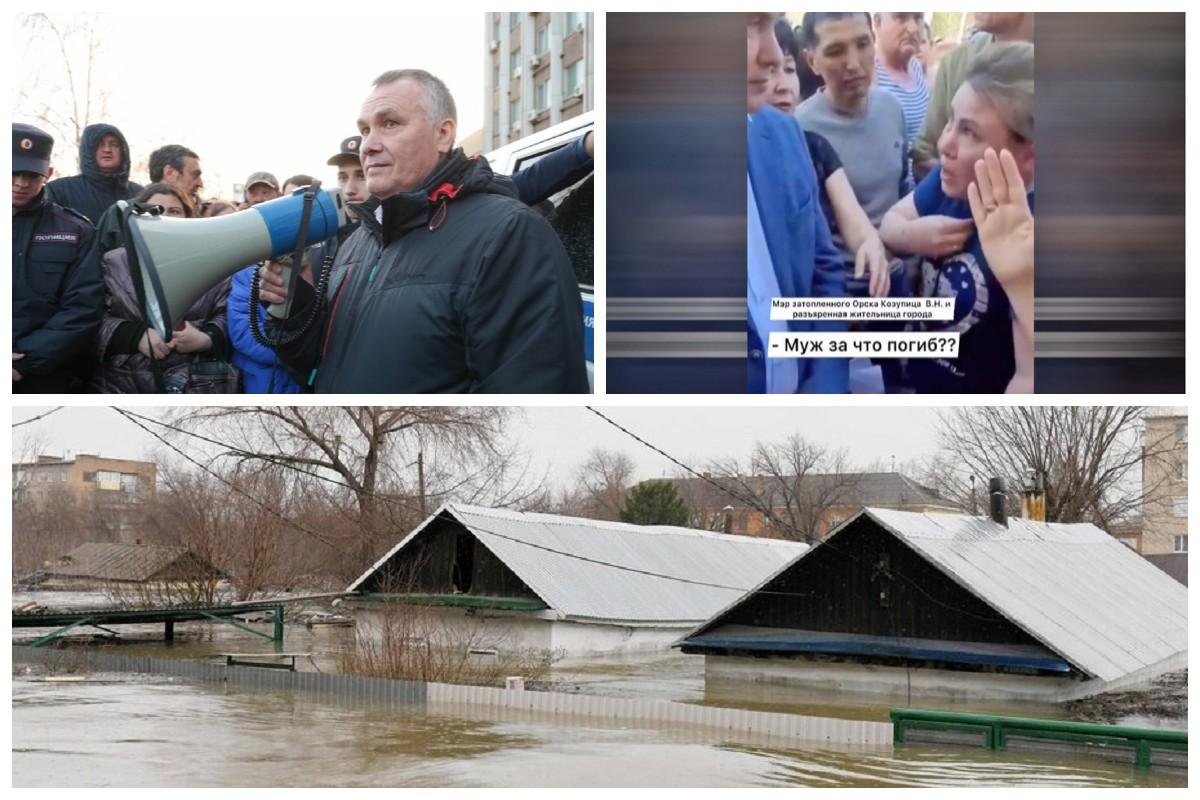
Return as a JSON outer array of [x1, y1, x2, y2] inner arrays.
[[348, 504, 806, 625], [48, 542, 193, 582], [856, 508, 1188, 683]]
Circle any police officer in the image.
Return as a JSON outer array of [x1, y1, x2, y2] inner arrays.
[[12, 123, 105, 393]]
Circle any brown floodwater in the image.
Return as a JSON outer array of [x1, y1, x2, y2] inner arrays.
[[10, 591, 1187, 787]]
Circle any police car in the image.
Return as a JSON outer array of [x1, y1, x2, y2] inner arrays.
[[484, 111, 594, 390]]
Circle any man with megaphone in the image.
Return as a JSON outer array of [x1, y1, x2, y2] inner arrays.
[[256, 69, 589, 394]]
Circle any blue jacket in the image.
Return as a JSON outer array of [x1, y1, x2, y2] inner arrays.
[[747, 106, 848, 393], [227, 265, 302, 393], [510, 132, 593, 206]]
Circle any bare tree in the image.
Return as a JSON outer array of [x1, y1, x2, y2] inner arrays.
[[167, 407, 533, 566], [708, 434, 863, 543], [11, 484, 105, 576], [16, 13, 111, 156], [923, 407, 1175, 528], [560, 448, 635, 521]]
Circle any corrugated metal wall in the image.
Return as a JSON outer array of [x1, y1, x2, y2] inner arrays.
[[12, 645, 890, 746]]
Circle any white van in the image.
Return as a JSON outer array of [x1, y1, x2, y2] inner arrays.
[[484, 112, 594, 390]]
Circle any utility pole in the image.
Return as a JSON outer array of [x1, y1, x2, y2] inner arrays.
[[417, 450, 426, 516]]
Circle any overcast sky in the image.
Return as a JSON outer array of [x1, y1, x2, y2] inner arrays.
[[12, 406, 947, 491], [11, 8, 486, 199]]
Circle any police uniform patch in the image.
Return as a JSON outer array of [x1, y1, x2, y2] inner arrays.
[[33, 232, 80, 244]]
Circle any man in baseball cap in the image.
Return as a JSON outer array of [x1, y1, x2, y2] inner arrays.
[[12, 122, 105, 392], [243, 171, 281, 207], [327, 135, 369, 224]]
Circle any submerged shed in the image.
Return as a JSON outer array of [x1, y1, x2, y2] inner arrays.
[[43, 542, 221, 588], [345, 504, 806, 659], [678, 508, 1188, 702]]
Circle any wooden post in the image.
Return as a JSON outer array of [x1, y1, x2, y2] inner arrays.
[[417, 450, 427, 515]]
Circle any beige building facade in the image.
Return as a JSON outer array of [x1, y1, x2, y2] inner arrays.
[[1141, 415, 1188, 555], [484, 11, 593, 152]]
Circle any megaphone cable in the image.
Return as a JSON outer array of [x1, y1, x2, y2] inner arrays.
[[247, 183, 336, 352]]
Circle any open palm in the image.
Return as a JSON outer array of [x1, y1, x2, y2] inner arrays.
[[967, 148, 1033, 288]]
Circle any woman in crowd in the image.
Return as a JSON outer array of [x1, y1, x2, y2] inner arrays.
[[90, 182, 237, 392], [880, 42, 1034, 393]]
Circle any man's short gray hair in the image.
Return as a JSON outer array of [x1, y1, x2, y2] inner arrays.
[[372, 69, 457, 126]]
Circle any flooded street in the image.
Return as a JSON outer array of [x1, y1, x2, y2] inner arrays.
[[12, 668, 1185, 788], [11, 591, 1186, 787]]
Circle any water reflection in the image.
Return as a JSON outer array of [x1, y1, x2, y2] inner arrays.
[[11, 672, 1186, 788]]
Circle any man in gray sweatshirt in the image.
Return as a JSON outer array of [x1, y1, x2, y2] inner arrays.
[[795, 11, 911, 298]]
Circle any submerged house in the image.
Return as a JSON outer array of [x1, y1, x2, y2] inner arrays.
[[677, 507, 1188, 702], [41, 542, 222, 589], [345, 504, 806, 660]]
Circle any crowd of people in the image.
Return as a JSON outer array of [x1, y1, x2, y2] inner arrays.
[[747, 12, 1035, 394], [13, 69, 594, 394]]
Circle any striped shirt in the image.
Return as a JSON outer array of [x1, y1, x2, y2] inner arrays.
[[874, 56, 930, 146]]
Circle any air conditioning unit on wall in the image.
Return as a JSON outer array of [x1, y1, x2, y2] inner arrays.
[[489, 39, 499, 52], [529, 55, 541, 69]]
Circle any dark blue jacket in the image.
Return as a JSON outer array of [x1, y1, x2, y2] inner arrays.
[[12, 189, 104, 392], [509, 132, 593, 205], [45, 123, 143, 225], [266, 151, 588, 393], [747, 106, 848, 393]]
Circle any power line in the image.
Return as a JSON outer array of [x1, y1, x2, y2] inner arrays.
[[12, 406, 64, 428], [112, 409, 789, 597], [112, 407, 1003, 622], [582, 406, 1005, 625], [111, 407, 350, 555]]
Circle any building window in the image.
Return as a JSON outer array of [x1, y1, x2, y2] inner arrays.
[[509, 12, 521, 29], [492, 61, 499, 88], [1174, 535, 1188, 553], [565, 60, 583, 96], [565, 11, 583, 32], [534, 80, 547, 111], [491, 109, 499, 136], [508, 98, 520, 128], [535, 23, 548, 55], [1179, 461, 1188, 481], [510, 47, 522, 73], [120, 474, 139, 493], [1173, 497, 1187, 518], [492, 13, 500, 40], [1175, 423, 1188, 444]]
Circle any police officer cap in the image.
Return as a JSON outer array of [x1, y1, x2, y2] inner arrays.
[[13, 123, 54, 177], [327, 135, 362, 166]]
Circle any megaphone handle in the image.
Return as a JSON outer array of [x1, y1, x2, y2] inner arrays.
[[266, 261, 295, 319], [267, 183, 318, 320]]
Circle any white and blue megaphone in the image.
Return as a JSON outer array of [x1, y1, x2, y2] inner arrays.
[[121, 185, 346, 340]]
